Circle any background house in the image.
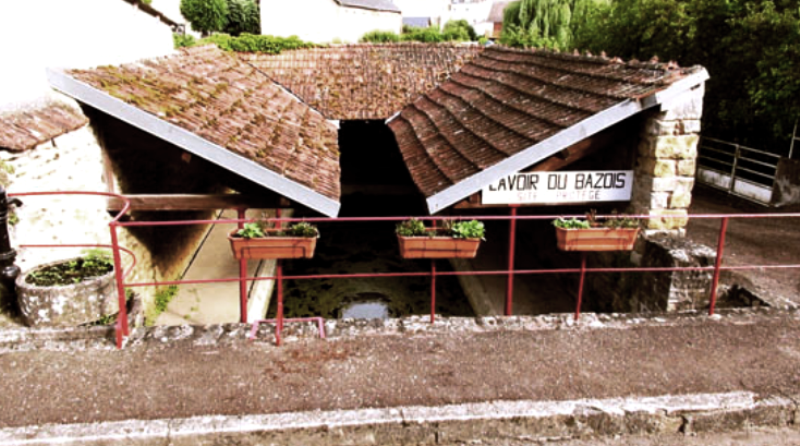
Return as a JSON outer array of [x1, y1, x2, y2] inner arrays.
[[260, 0, 402, 43]]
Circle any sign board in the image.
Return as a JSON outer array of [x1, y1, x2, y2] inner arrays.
[[482, 170, 634, 205]]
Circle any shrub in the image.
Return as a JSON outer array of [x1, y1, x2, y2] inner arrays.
[[180, 0, 229, 36], [442, 19, 478, 41], [401, 26, 445, 42], [360, 30, 401, 43], [199, 33, 316, 53], [173, 33, 197, 48]]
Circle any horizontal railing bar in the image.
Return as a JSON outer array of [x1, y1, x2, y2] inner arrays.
[[115, 213, 800, 228], [122, 264, 800, 288], [737, 156, 779, 169], [737, 146, 782, 157], [735, 167, 776, 180], [698, 156, 734, 167], [699, 146, 735, 157]]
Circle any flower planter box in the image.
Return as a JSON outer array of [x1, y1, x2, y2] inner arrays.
[[15, 258, 119, 327], [228, 230, 317, 260], [397, 234, 481, 259], [555, 227, 640, 251]]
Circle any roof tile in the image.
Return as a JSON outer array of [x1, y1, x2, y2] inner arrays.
[[389, 45, 704, 199], [242, 43, 483, 120], [67, 46, 340, 201], [0, 102, 88, 152]]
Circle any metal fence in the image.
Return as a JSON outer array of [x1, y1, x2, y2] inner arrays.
[[8, 191, 800, 349], [697, 137, 784, 205]]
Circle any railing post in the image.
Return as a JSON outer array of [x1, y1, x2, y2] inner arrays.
[[430, 259, 436, 324], [276, 262, 283, 346], [237, 208, 248, 324], [574, 252, 587, 321], [505, 206, 518, 316], [730, 144, 741, 193], [109, 222, 130, 342], [708, 217, 729, 316]]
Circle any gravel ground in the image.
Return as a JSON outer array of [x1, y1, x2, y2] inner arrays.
[[443, 426, 800, 445], [2, 313, 800, 429], [687, 186, 800, 304]]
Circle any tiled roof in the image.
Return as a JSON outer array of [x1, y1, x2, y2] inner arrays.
[[63, 45, 341, 209], [0, 102, 88, 152], [388, 46, 707, 208], [243, 43, 483, 120], [336, 0, 401, 13]]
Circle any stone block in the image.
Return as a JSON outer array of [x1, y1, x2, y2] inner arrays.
[[680, 119, 701, 134], [676, 177, 695, 193], [677, 159, 696, 176], [645, 119, 680, 136], [647, 209, 688, 230], [638, 157, 676, 178], [650, 192, 670, 209], [670, 189, 692, 209], [638, 134, 699, 159]]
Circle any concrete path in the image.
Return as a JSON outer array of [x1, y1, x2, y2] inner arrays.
[[156, 210, 279, 326], [1, 311, 799, 429]]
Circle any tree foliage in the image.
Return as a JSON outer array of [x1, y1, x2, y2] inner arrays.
[[224, 0, 260, 36], [573, 0, 800, 147], [442, 20, 478, 41], [180, 0, 229, 36], [501, 0, 606, 49]]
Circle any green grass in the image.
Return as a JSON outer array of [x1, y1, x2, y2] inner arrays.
[[145, 285, 179, 325]]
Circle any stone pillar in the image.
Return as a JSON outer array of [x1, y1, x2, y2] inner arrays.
[[631, 83, 705, 238]]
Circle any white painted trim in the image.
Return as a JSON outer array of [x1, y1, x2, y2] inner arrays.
[[425, 69, 710, 214], [385, 110, 402, 125], [47, 68, 341, 217]]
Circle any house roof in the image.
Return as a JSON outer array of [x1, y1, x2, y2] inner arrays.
[[0, 101, 88, 152], [336, 0, 401, 13], [50, 45, 341, 216], [388, 46, 709, 213], [403, 17, 432, 28], [488, 2, 510, 23], [243, 43, 483, 120]]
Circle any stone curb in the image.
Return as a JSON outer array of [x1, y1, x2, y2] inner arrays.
[[0, 307, 797, 353], [0, 391, 796, 445]]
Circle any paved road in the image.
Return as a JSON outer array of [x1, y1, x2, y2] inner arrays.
[[2, 312, 800, 429]]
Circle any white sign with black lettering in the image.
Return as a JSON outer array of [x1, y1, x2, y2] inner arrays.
[[482, 170, 634, 205]]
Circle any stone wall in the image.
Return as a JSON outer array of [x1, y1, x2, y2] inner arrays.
[[0, 104, 223, 325], [630, 84, 705, 237], [772, 158, 800, 207]]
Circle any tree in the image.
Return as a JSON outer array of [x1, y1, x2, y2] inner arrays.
[[180, 0, 229, 36], [572, 0, 800, 148], [500, 0, 608, 50], [224, 0, 260, 36]]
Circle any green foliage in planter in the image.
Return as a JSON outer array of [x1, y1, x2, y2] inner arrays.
[[553, 217, 592, 229], [288, 222, 319, 238], [396, 218, 428, 237], [235, 221, 319, 238], [26, 249, 114, 286], [451, 220, 485, 240], [180, 0, 229, 36]]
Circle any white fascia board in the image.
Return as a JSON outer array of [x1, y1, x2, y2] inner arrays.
[[425, 69, 710, 214], [47, 68, 341, 217]]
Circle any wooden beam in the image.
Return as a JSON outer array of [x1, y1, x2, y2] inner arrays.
[[107, 194, 291, 212]]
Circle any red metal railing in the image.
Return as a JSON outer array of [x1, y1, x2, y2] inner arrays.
[[7, 190, 800, 349]]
